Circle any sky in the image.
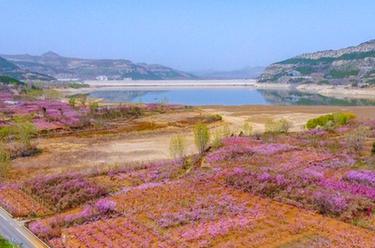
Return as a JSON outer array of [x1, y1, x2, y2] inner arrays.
[[0, 0, 374, 71]]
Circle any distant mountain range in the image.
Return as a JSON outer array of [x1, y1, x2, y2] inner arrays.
[[259, 39, 375, 86], [0, 52, 196, 81], [192, 66, 265, 79]]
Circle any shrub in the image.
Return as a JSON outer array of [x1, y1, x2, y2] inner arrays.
[[328, 69, 359, 79], [324, 120, 335, 131], [92, 105, 143, 120], [306, 112, 355, 130], [12, 116, 37, 149], [68, 97, 76, 107], [0, 234, 16, 248], [207, 114, 223, 122], [211, 124, 231, 148], [0, 75, 23, 85], [344, 170, 375, 187], [306, 114, 332, 129], [67, 82, 89, 89], [222, 123, 231, 137], [169, 135, 186, 159], [313, 191, 348, 216], [89, 101, 99, 113], [0, 143, 10, 178], [346, 126, 371, 153], [21, 86, 60, 100], [333, 112, 356, 125], [193, 123, 210, 153], [0, 127, 11, 141], [265, 119, 292, 134], [242, 121, 253, 136], [23, 174, 107, 211], [95, 199, 116, 214], [279, 119, 292, 133], [77, 95, 87, 106], [211, 129, 223, 148]]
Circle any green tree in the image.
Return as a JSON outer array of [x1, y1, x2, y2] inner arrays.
[[265, 119, 292, 134], [243, 121, 253, 136], [78, 95, 87, 106], [69, 97, 76, 107], [12, 116, 37, 149], [0, 143, 10, 178], [89, 101, 99, 113], [194, 123, 210, 154], [211, 124, 231, 148], [169, 135, 186, 159], [222, 123, 231, 137]]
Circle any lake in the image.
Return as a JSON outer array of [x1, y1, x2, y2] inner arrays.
[[88, 87, 375, 106]]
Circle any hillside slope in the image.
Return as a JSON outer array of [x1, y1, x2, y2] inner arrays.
[[0, 56, 55, 81], [259, 40, 375, 86], [2, 52, 196, 81]]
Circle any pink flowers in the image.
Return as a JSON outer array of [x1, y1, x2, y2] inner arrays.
[[27, 198, 117, 240], [95, 199, 116, 214], [250, 143, 297, 155], [344, 170, 375, 187], [206, 137, 296, 163], [226, 165, 374, 217], [180, 215, 255, 241], [6, 116, 374, 247], [0, 90, 85, 130], [313, 191, 348, 215], [154, 195, 248, 228], [319, 179, 375, 201], [62, 217, 176, 247], [23, 173, 107, 211]]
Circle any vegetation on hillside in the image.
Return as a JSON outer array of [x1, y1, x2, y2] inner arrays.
[[0, 76, 23, 85], [260, 40, 375, 86]]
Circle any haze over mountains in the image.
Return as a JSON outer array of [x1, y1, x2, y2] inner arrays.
[[0, 52, 195, 81], [259, 39, 375, 86], [192, 66, 265, 79]]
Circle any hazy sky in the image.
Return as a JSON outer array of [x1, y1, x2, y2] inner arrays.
[[1, 0, 374, 71]]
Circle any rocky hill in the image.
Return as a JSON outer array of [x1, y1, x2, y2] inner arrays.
[[259, 40, 375, 86], [1, 52, 196, 81], [0, 56, 54, 81]]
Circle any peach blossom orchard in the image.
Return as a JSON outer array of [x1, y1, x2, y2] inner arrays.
[[1, 120, 375, 247], [1, 85, 375, 247]]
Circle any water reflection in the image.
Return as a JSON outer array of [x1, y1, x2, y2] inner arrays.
[[89, 87, 375, 106]]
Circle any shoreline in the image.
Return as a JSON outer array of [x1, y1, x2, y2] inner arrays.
[[58, 79, 375, 101], [84, 79, 258, 87]]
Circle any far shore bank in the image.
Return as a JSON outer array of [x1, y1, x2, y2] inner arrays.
[[58, 79, 375, 101]]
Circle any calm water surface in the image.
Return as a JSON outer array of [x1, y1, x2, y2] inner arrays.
[[89, 87, 375, 106]]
